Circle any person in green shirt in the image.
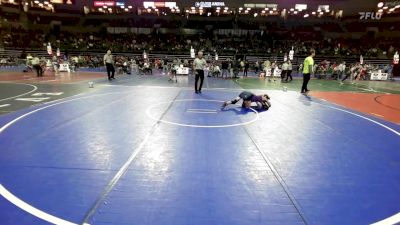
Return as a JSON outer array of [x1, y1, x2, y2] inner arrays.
[[301, 49, 315, 93]]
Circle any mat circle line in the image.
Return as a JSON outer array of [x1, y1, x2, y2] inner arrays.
[[0, 83, 38, 102]]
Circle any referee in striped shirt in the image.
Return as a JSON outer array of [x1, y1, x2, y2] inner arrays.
[[104, 50, 115, 80]]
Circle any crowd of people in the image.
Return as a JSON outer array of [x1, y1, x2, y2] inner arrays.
[[0, 41, 393, 81], [15, 50, 394, 85], [1, 25, 399, 59]]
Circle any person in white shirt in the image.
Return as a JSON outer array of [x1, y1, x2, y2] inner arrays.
[[213, 64, 221, 77], [338, 62, 346, 80], [270, 61, 277, 82], [26, 54, 33, 67], [281, 61, 288, 81], [143, 60, 152, 75], [263, 59, 271, 70], [285, 60, 293, 82], [24, 54, 33, 72], [103, 50, 115, 80], [193, 51, 207, 94], [31, 56, 43, 77], [255, 60, 260, 73], [72, 56, 79, 72], [261, 59, 270, 78], [122, 61, 130, 74]]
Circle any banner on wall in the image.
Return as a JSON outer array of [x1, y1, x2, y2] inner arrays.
[[265, 69, 281, 77], [370, 70, 388, 80], [94, 1, 115, 7], [195, 2, 225, 8], [51, 0, 76, 4], [106, 27, 201, 35], [177, 67, 189, 75], [217, 29, 259, 36], [59, 63, 70, 72], [144, 1, 177, 8], [107, 27, 152, 34], [273, 68, 282, 77]]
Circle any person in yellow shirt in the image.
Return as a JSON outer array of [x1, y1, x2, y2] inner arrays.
[[301, 49, 315, 93]]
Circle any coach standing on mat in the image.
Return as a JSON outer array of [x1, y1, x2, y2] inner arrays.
[[301, 49, 315, 93], [104, 50, 115, 80], [193, 51, 207, 94]]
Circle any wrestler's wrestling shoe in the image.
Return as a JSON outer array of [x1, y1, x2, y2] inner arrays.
[[221, 102, 228, 109]]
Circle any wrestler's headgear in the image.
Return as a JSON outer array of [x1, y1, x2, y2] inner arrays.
[[262, 99, 271, 110]]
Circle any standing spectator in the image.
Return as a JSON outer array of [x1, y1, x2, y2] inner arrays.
[[338, 61, 346, 80], [233, 58, 240, 78], [387, 64, 394, 80], [263, 59, 271, 71], [32, 56, 43, 77], [143, 60, 152, 75], [160, 59, 166, 75], [213, 63, 221, 77], [255, 60, 260, 74], [228, 58, 234, 78], [207, 63, 214, 77], [285, 60, 293, 82], [270, 60, 277, 82], [122, 61, 130, 74], [298, 63, 303, 74], [221, 59, 229, 78], [72, 56, 79, 72], [281, 61, 288, 81], [131, 59, 138, 74], [25, 54, 33, 72], [301, 49, 315, 93], [103, 50, 115, 80], [244, 60, 249, 77], [263, 59, 271, 80], [193, 51, 207, 94], [240, 59, 245, 76]]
